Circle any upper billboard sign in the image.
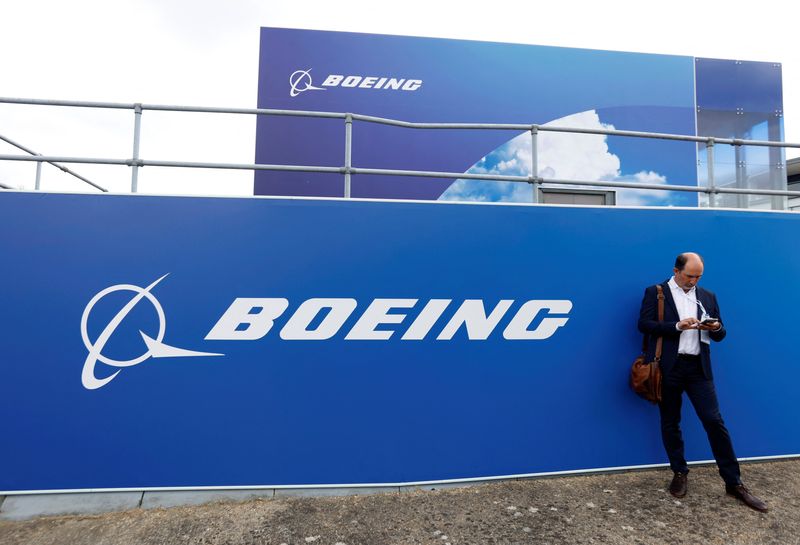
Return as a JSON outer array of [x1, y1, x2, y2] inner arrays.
[[254, 28, 784, 207]]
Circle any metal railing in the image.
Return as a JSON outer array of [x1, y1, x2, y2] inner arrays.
[[0, 133, 106, 192], [1, 96, 799, 207]]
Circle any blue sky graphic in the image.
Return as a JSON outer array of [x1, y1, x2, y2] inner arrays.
[[440, 107, 698, 206]]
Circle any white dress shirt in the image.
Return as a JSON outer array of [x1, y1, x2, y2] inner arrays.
[[667, 276, 706, 356]]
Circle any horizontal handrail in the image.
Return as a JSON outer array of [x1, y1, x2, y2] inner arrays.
[[2, 96, 798, 149], [0, 96, 795, 206], [2, 153, 798, 198]]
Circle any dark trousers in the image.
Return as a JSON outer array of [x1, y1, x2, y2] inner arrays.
[[658, 354, 741, 486]]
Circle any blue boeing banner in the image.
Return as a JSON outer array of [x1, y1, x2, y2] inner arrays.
[[254, 28, 784, 206], [1, 191, 798, 492]]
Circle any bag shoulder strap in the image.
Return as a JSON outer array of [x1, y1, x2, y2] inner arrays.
[[640, 284, 665, 359], [654, 284, 664, 361]]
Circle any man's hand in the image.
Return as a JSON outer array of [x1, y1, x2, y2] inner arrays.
[[698, 320, 721, 331], [677, 317, 700, 330]]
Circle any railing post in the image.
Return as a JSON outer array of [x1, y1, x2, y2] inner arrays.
[[774, 162, 786, 211], [706, 138, 715, 208], [35, 155, 42, 190], [344, 113, 352, 198], [131, 103, 143, 193], [734, 140, 745, 208], [530, 125, 539, 203]]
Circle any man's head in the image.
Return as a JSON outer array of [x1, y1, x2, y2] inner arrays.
[[673, 252, 704, 292]]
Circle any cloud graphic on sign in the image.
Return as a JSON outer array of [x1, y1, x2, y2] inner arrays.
[[615, 170, 675, 206], [439, 110, 686, 206]]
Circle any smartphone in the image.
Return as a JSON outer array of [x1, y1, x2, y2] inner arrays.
[[700, 317, 718, 325]]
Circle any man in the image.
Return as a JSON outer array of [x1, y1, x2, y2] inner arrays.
[[638, 252, 767, 512]]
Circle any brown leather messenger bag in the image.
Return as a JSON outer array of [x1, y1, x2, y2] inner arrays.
[[630, 284, 664, 403]]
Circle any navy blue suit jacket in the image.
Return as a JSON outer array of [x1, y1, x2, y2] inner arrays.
[[637, 280, 727, 380]]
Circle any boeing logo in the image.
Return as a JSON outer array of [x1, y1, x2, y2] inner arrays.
[[289, 69, 325, 97], [82, 276, 572, 389], [81, 275, 222, 390], [289, 68, 423, 97], [206, 298, 571, 341]]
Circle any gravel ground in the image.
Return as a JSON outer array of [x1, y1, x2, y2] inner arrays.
[[1, 459, 797, 545]]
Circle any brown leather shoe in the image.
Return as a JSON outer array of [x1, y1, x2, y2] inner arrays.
[[669, 472, 687, 498], [726, 484, 768, 513]]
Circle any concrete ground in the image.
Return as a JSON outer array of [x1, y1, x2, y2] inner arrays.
[[1, 459, 797, 545]]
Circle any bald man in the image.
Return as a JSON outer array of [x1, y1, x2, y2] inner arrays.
[[638, 252, 767, 512]]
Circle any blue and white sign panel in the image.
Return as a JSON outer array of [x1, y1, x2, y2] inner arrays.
[[255, 28, 784, 206], [1, 192, 798, 492]]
